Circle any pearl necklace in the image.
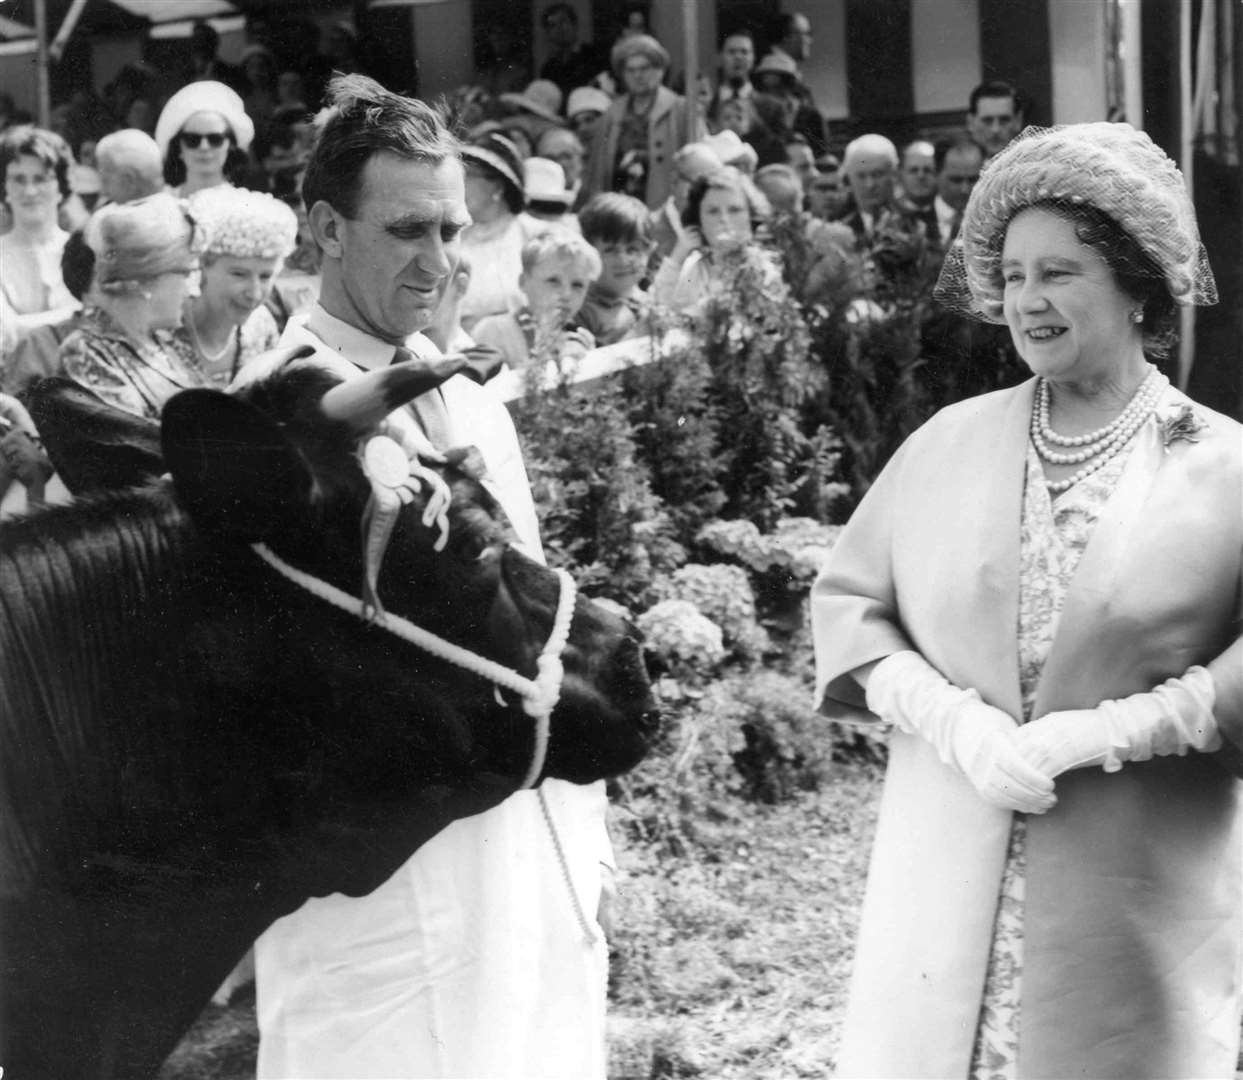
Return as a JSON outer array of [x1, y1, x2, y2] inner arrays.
[[186, 307, 235, 366], [1031, 368, 1165, 493]]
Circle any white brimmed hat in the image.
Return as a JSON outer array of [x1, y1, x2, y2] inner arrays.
[[523, 157, 572, 209], [567, 86, 611, 118], [154, 81, 254, 157]]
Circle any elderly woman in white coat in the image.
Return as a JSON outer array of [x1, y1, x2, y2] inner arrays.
[[813, 122, 1243, 1080]]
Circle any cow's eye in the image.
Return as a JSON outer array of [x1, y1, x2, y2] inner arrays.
[[458, 534, 491, 562]]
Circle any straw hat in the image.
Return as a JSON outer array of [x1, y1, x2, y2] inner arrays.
[[461, 132, 525, 207], [499, 79, 565, 123], [154, 81, 254, 157]]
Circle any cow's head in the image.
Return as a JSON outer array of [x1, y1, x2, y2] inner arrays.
[[30, 350, 659, 791]]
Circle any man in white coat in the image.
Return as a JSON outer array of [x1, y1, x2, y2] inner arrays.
[[252, 73, 614, 1080]]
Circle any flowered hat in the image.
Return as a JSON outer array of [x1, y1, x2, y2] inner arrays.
[[934, 122, 1217, 322], [154, 81, 255, 157], [187, 185, 298, 262]]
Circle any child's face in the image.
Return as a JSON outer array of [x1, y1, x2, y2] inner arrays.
[[521, 255, 592, 324], [593, 240, 649, 298], [699, 184, 753, 250]]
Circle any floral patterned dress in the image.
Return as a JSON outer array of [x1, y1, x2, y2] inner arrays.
[[59, 306, 212, 419], [969, 436, 1137, 1079], [167, 304, 279, 388]]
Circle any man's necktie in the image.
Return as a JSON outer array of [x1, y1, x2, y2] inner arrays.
[[392, 345, 452, 449], [948, 211, 963, 246]]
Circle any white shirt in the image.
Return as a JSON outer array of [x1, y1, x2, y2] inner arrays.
[[934, 194, 960, 248], [254, 305, 612, 1080]]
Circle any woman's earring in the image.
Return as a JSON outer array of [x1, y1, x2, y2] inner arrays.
[[1131, 309, 1144, 324]]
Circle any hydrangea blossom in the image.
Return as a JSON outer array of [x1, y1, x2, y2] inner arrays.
[[636, 599, 726, 673], [652, 564, 769, 658]]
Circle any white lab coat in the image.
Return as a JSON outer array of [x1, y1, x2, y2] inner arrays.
[[253, 308, 612, 1079]]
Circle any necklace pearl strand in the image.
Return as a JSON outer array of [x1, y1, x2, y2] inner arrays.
[[186, 309, 235, 365], [1031, 366, 1165, 494]]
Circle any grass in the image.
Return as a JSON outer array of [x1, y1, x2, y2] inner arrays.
[[159, 666, 885, 1080]]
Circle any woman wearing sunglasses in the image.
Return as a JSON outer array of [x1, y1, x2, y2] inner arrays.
[[154, 81, 254, 197]]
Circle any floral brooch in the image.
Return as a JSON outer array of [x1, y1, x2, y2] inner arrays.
[[1159, 403, 1208, 452]]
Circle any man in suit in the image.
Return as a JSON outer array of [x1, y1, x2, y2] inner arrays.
[[967, 80, 1025, 159], [254, 72, 616, 1080], [930, 133, 983, 251], [897, 139, 937, 240], [707, 28, 756, 130], [538, 3, 604, 105], [758, 12, 828, 155], [834, 133, 900, 244], [919, 131, 1020, 409]]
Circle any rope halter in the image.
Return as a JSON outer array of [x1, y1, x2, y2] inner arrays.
[[251, 430, 578, 790]]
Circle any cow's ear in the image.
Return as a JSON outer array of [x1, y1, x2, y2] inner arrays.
[[25, 377, 164, 495], [161, 388, 313, 542]]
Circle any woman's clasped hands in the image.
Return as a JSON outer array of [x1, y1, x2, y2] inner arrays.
[[865, 651, 1056, 814], [867, 652, 1224, 813]]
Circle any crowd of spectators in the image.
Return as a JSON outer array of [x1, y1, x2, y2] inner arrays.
[[0, 4, 1032, 513]]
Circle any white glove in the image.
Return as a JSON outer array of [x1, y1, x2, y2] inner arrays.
[[1013, 666, 1219, 778], [866, 651, 1056, 814]]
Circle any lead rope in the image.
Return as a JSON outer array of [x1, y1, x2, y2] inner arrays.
[[539, 786, 599, 947], [250, 543, 575, 790]]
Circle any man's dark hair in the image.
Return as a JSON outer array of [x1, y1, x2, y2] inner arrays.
[[541, 2, 577, 29], [190, 20, 219, 56], [61, 230, 95, 301], [301, 74, 459, 219], [934, 131, 984, 172], [719, 27, 755, 49], [770, 12, 805, 43], [969, 80, 1023, 117]]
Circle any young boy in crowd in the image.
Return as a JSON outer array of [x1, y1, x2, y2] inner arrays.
[[472, 230, 599, 371], [576, 193, 655, 346]]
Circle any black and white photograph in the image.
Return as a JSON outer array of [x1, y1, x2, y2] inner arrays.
[[0, 1, 1240, 1077]]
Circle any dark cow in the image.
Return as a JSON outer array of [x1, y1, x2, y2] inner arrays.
[[0, 350, 658, 1079]]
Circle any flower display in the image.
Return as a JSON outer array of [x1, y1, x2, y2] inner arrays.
[[635, 599, 727, 674], [697, 517, 841, 587], [652, 564, 770, 659]]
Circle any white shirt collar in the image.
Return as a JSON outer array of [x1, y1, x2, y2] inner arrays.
[[934, 194, 957, 226], [716, 80, 753, 101], [304, 303, 441, 371], [933, 195, 960, 244]]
